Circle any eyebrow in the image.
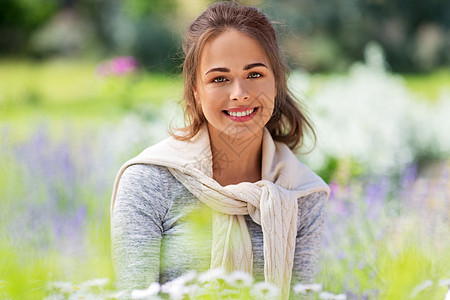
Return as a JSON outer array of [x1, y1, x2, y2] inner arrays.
[[204, 62, 268, 76]]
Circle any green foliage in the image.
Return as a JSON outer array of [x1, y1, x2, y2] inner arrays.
[[1, 0, 449, 72], [318, 240, 450, 299], [263, 0, 449, 72], [0, 239, 57, 299], [0, 0, 58, 28], [0, 0, 59, 54], [132, 17, 183, 73], [315, 156, 364, 185], [122, 0, 178, 19], [376, 243, 449, 300]]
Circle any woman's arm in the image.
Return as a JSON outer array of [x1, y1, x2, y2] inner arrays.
[[292, 191, 328, 284], [111, 164, 169, 290]]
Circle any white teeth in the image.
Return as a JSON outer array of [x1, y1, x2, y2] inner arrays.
[[228, 108, 254, 117]]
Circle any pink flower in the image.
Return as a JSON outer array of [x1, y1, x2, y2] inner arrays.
[[96, 56, 138, 77]]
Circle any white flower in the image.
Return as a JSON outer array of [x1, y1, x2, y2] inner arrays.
[[445, 289, 450, 300], [319, 291, 347, 300], [410, 280, 433, 298], [48, 281, 77, 294], [79, 278, 109, 289], [198, 268, 227, 283], [250, 282, 280, 299], [176, 270, 197, 285], [44, 295, 65, 300], [67, 292, 103, 300], [439, 278, 450, 287], [109, 290, 127, 299], [290, 56, 450, 176], [183, 283, 201, 297], [293, 283, 322, 294], [161, 279, 186, 300], [159, 270, 197, 300], [319, 292, 333, 299], [131, 282, 160, 299], [224, 270, 254, 287]]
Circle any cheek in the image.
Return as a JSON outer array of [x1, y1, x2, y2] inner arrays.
[[197, 88, 222, 114], [255, 82, 276, 108], [204, 88, 227, 104]]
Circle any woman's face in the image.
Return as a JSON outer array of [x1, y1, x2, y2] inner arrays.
[[193, 29, 276, 142]]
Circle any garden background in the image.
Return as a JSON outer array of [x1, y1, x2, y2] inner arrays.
[[0, 0, 449, 299]]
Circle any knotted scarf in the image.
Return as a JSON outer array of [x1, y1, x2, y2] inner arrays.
[[111, 125, 330, 299]]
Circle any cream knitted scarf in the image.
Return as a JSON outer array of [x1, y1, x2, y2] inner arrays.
[[111, 126, 330, 299]]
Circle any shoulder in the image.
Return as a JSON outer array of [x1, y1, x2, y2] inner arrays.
[[114, 164, 182, 213], [119, 164, 185, 192], [116, 163, 196, 204], [120, 164, 175, 189]]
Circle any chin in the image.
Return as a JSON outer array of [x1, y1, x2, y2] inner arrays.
[[222, 123, 264, 139]]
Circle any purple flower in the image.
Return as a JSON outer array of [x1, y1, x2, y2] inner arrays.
[[4, 123, 116, 256], [328, 181, 340, 199], [337, 251, 346, 260]]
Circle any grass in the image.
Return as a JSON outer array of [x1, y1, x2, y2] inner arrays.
[[402, 69, 450, 101], [0, 58, 183, 127]]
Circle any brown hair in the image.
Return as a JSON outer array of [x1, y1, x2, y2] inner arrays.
[[170, 0, 316, 152]]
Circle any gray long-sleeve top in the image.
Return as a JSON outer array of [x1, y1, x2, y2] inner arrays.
[[111, 163, 327, 292]]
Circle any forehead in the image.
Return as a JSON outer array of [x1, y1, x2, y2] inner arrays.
[[198, 29, 271, 72]]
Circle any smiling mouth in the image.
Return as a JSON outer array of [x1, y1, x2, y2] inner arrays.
[[223, 107, 257, 117]]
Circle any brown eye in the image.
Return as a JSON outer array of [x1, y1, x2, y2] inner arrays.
[[248, 72, 262, 79]]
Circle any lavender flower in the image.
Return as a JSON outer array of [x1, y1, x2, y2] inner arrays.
[[319, 291, 347, 300]]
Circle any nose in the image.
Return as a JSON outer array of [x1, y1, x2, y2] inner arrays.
[[230, 79, 249, 102]]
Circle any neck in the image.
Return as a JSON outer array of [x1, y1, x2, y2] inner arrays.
[[208, 125, 263, 186]]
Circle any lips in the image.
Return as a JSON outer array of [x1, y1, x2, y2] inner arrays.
[[224, 108, 255, 117], [223, 107, 258, 122]]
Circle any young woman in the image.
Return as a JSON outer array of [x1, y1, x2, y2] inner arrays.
[[111, 2, 330, 299]]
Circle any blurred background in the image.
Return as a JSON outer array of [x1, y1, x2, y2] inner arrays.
[[1, 0, 449, 72], [0, 0, 449, 299]]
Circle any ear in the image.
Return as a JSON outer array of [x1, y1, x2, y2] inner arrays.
[[193, 85, 200, 105]]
